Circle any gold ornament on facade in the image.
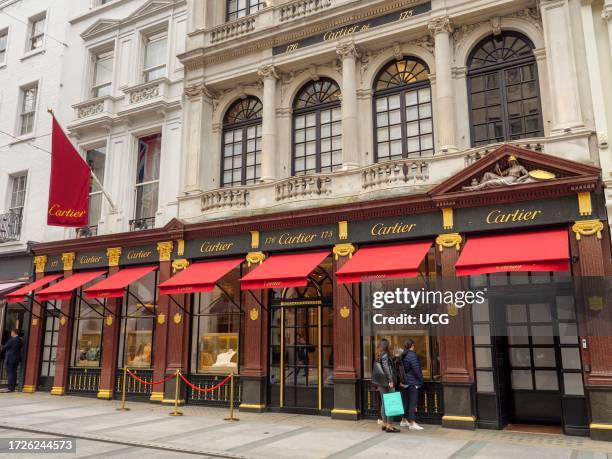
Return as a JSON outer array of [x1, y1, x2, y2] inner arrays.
[[338, 221, 348, 240], [31, 318, 39, 327], [106, 247, 122, 267], [250, 231, 260, 249], [249, 308, 259, 321], [441, 208, 454, 230], [157, 313, 166, 325], [447, 303, 458, 317], [177, 239, 185, 256], [436, 233, 462, 251], [173, 313, 182, 324], [62, 252, 76, 271], [59, 315, 67, 326], [588, 296, 603, 312], [462, 156, 554, 191], [106, 315, 113, 327], [157, 241, 174, 262], [340, 306, 350, 319], [577, 192, 593, 216], [572, 220, 604, 240], [246, 252, 266, 267], [333, 243, 356, 260], [172, 259, 190, 273], [34, 255, 47, 273]]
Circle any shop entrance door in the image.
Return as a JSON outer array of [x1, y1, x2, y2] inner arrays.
[[38, 304, 60, 390], [269, 300, 333, 413], [0, 306, 25, 385]]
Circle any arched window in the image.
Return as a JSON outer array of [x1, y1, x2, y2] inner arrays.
[[468, 32, 543, 146], [293, 78, 342, 175], [221, 97, 262, 187], [227, 0, 265, 21], [373, 57, 433, 161]]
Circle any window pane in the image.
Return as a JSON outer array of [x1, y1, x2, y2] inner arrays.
[[74, 318, 102, 367], [507, 304, 527, 323], [135, 182, 159, 220], [474, 347, 492, 367], [530, 303, 552, 322], [563, 373, 584, 395], [535, 370, 558, 390], [144, 35, 167, 70], [476, 370, 494, 392], [510, 347, 530, 367], [511, 370, 533, 389], [136, 134, 161, 183], [561, 348, 581, 370], [533, 348, 556, 367]]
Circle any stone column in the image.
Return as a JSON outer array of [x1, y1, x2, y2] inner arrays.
[[22, 256, 47, 393], [150, 245, 171, 403], [257, 65, 279, 182], [428, 17, 457, 153], [331, 243, 361, 420], [539, 0, 585, 132], [336, 42, 360, 169], [603, 2, 612, 63]]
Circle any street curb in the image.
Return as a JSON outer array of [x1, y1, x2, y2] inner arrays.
[[0, 422, 249, 458]]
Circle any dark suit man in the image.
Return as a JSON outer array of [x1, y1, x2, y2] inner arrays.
[[3, 329, 22, 392]]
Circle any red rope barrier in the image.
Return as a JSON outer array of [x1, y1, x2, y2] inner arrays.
[[126, 369, 176, 386], [178, 372, 232, 393]]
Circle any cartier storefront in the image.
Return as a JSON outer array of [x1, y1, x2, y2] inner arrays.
[[12, 145, 612, 440]]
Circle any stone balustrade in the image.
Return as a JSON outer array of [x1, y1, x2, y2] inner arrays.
[[278, 0, 333, 21], [201, 187, 250, 212], [210, 15, 256, 44], [125, 80, 162, 105], [275, 175, 333, 202], [361, 158, 429, 190], [74, 98, 108, 119]]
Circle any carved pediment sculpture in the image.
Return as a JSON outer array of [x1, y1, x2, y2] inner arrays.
[[462, 155, 555, 191]]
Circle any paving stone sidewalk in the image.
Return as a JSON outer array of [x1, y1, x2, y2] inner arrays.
[[0, 392, 611, 458]]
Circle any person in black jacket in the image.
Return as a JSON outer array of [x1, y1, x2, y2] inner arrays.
[[372, 338, 400, 433], [2, 329, 22, 392], [399, 339, 424, 430]]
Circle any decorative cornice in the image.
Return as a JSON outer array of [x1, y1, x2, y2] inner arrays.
[[34, 255, 47, 274], [62, 252, 76, 272], [436, 233, 462, 251], [106, 247, 122, 267], [257, 64, 279, 81], [184, 82, 217, 99], [157, 241, 174, 262], [572, 220, 604, 240], [336, 42, 361, 59], [428, 16, 453, 36], [333, 243, 356, 260]]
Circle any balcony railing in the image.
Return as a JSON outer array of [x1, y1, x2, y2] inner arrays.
[[279, 0, 333, 21], [0, 211, 22, 243], [129, 217, 156, 231], [75, 225, 98, 239]]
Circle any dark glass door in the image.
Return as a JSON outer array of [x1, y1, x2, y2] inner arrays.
[[38, 304, 60, 390], [0, 306, 26, 384]]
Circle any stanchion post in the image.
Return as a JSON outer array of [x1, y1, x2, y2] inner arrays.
[[116, 366, 130, 411], [224, 371, 239, 422], [169, 369, 183, 417]]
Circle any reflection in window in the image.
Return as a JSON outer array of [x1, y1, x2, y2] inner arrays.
[[293, 78, 342, 175], [72, 277, 106, 367], [118, 270, 157, 368], [135, 133, 161, 221], [374, 58, 433, 161], [221, 97, 262, 187], [190, 266, 242, 374], [86, 147, 106, 226], [92, 50, 113, 97], [468, 33, 543, 146]]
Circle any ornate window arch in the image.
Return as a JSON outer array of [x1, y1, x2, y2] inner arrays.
[[221, 97, 263, 187], [292, 78, 342, 175], [468, 32, 543, 146], [373, 57, 433, 161], [226, 0, 265, 21]]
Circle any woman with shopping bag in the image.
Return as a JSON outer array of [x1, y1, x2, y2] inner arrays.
[[371, 338, 402, 433]]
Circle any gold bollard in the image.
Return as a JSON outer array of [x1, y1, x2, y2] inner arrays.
[[224, 372, 239, 422], [116, 366, 130, 411], [169, 370, 183, 417]]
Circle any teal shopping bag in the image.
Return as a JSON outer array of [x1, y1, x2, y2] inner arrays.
[[383, 391, 404, 417]]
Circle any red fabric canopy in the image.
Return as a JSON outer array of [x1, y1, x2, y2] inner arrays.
[[84, 266, 157, 299], [455, 229, 570, 276], [158, 259, 243, 295], [240, 251, 329, 290], [335, 242, 432, 284], [5, 275, 62, 303], [36, 271, 107, 301]]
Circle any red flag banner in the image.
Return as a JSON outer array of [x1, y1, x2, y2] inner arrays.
[[47, 117, 90, 227]]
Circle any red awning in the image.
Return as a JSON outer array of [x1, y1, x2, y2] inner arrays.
[[336, 241, 432, 284], [158, 259, 243, 295], [36, 271, 107, 301], [240, 251, 329, 290], [455, 229, 569, 276], [84, 266, 157, 299], [5, 275, 62, 303]]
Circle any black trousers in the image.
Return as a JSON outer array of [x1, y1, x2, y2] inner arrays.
[[5, 362, 18, 391], [402, 385, 419, 421]]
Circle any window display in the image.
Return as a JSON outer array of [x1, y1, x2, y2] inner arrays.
[[73, 307, 104, 367]]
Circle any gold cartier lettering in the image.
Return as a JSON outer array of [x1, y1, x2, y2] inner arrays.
[[323, 24, 362, 41], [485, 209, 543, 224], [370, 222, 416, 236], [200, 241, 235, 253], [80, 255, 102, 264], [278, 233, 317, 245], [127, 250, 152, 260], [48, 204, 86, 219]]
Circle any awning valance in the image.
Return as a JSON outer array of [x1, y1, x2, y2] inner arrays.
[[335, 241, 432, 284], [36, 271, 107, 301], [5, 275, 62, 303], [84, 266, 157, 299], [158, 259, 243, 296], [455, 229, 569, 276], [240, 251, 329, 290]]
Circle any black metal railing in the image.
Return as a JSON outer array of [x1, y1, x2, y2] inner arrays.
[[76, 225, 98, 238], [67, 368, 101, 396], [360, 379, 443, 423], [0, 210, 22, 242], [185, 373, 241, 407], [115, 368, 153, 399], [129, 217, 155, 231]]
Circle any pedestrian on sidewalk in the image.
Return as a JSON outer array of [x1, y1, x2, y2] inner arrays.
[[2, 329, 23, 392], [372, 338, 400, 433], [399, 339, 424, 431]]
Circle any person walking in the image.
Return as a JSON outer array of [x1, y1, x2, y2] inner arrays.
[[372, 338, 400, 433], [399, 339, 424, 430], [2, 329, 22, 392]]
